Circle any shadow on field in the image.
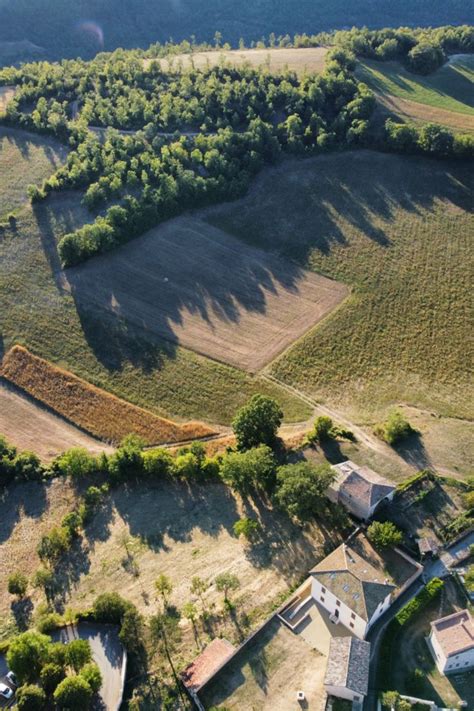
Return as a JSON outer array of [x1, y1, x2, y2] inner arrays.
[[205, 150, 473, 262], [0, 479, 48, 544]]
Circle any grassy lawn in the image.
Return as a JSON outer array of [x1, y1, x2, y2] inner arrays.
[[205, 150, 474, 429], [385, 578, 474, 708], [0, 126, 310, 426], [357, 55, 474, 116]]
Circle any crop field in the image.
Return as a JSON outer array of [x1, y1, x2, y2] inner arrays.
[[66, 216, 348, 372], [205, 150, 474, 426], [0, 380, 112, 461], [1, 346, 215, 445], [0, 126, 310, 428], [357, 54, 474, 132], [150, 46, 329, 75]]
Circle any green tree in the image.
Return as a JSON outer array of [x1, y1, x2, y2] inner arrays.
[[275, 462, 334, 521], [14, 452, 44, 481], [65, 639, 92, 672], [464, 565, 474, 594], [307, 416, 334, 444], [376, 410, 415, 445], [232, 394, 283, 450], [80, 662, 102, 693], [16, 684, 47, 710], [215, 572, 240, 601], [367, 521, 403, 548], [182, 601, 198, 623], [92, 592, 130, 623], [233, 517, 261, 541], [8, 571, 28, 598], [220, 445, 276, 494], [406, 43, 444, 74], [7, 630, 51, 683], [155, 574, 173, 607], [40, 662, 65, 695], [37, 526, 71, 564], [54, 448, 96, 478], [53, 676, 93, 710]]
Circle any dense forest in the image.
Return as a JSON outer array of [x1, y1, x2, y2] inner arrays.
[[0, 0, 473, 63]]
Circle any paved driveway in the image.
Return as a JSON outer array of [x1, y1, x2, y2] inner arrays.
[[53, 623, 125, 710]]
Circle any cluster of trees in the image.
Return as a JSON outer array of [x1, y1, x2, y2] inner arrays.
[[0, 435, 44, 484], [333, 24, 474, 74], [0, 46, 375, 265], [384, 118, 474, 159], [6, 631, 101, 710]]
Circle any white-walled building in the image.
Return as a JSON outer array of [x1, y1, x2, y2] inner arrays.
[[328, 460, 396, 520], [429, 609, 474, 674], [324, 636, 370, 703], [310, 532, 421, 639]]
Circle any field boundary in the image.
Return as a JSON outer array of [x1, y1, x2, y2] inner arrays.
[[1, 346, 215, 446]]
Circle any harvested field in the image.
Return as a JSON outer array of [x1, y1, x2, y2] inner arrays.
[[149, 47, 328, 76], [0, 380, 112, 461], [1, 346, 215, 445], [65, 216, 348, 372], [376, 93, 474, 133]]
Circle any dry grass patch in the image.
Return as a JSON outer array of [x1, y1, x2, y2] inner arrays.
[[1, 346, 215, 445], [376, 93, 474, 133], [0, 86, 15, 112], [148, 47, 328, 76]]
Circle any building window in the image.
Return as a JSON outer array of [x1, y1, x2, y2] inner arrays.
[[351, 612, 356, 619], [336, 600, 341, 607], [320, 597, 325, 603], [321, 587, 326, 593], [350, 622, 354, 629]]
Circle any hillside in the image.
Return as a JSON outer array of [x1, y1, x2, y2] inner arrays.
[[0, 0, 472, 63]]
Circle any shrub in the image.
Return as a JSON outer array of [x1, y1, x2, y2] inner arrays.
[[16, 684, 47, 710], [92, 592, 131, 624], [80, 662, 102, 693], [53, 448, 97, 478], [142, 448, 174, 478], [37, 526, 72, 564], [233, 517, 261, 541], [406, 43, 444, 75], [395, 578, 444, 626], [215, 572, 240, 601], [8, 572, 28, 598], [367, 521, 403, 548], [307, 416, 334, 444], [32, 568, 55, 594], [53, 675, 93, 710], [375, 410, 416, 445], [14, 451, 44, 481], [36, 612, 63, 634], [220, 445, 276, 494]]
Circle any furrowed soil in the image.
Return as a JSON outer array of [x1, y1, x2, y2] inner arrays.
[[0, 126, 310, 427], [0, 380, 112, 461], [65, 216, 348, 372], [204, 150, 474, 430], [1, 346, 215, 445], [148, 47, 329, 75]]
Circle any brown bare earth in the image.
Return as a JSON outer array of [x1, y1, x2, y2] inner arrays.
[[1, 346, 215, 445], [148, 47, 328, 75], [65, 216, 348, 372], [378, 93, 474, 133], [0, 380, 112, 461]]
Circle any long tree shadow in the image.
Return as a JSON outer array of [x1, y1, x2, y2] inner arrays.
[[0, 478, 48, 544]]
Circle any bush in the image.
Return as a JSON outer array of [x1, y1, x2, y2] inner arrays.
[[16, 684, 47, 710], [375, 410, 416, 445], [65, 639, 92, 672], [8, 572, 28, 598], [92, 592, 131, 624], [275, 462, 334, 521], [6, 630, 51, 683], [142, 448, 174, 478], [220, 445, 276, 494], [395, 578, 444, 626], [367, 521, 403, 548], [406, 43, 444, 75], [37, 526, 72, 564], [80, 662, 102, 693], [307, 416, 334, 444], [53, 675, 93, 710], [36, 612, 63, 634], [14, 451, 44, 481], [233, 517, 261, 541], [53, 448, 97, 478]]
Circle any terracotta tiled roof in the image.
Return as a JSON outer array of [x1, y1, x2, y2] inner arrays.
[[431, 609, 474, 657], [181, 638, 235, 692], [331, 461, 395, 510], [324, 636, 370, 695]]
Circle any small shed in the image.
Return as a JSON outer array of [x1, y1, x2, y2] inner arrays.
[[181, 637, 235, 699]]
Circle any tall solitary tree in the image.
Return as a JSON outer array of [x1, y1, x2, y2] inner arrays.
[[232, 394, 283, 451]]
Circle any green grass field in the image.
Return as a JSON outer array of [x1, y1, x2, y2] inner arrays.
[[357, 54, 474, 116], [0, 126, 310, 426], [205, 150, 474, 424]]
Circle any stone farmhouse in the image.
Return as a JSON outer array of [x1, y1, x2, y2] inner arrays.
[[324, 636, 370, 704], [428, 609, 474, 674], [310, 531, 422, 639], [328, 460, 396, 520]]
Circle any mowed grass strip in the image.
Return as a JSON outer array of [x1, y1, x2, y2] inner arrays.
[[148, 46, 328, 76], [1, 346, 216, 445], [357, 55, 474, 117]]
